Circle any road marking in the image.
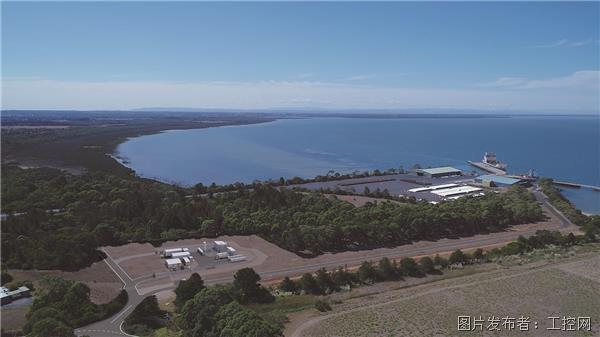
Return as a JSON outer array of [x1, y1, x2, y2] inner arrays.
[[120, 320, 139, 337], [103, 259, 126, 288], [110, 304, 133, 324], [103, 248, 133, 281]]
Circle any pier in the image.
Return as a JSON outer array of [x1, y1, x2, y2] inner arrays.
[[467, 161, 507, 175], [553, 181, 600, 191]]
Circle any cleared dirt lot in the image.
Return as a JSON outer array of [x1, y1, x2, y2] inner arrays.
[[7, 260, 122, 304], [104, 199, 577, 296], [104, 235, 276, 282], [289, 254, 600, 337], [3, 261, 122, 332]]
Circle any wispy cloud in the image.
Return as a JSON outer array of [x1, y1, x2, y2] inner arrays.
[[529, 38, 599, 49], [568, 38, 599, 47], [478, 70, 599, 90], [343, 74, 376, 81], [530, 39, 569, 49], [2, 74, 598, 113]]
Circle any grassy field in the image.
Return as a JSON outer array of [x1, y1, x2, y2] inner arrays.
[[292, 249, 600, 337], [248, 294, 318, 327]]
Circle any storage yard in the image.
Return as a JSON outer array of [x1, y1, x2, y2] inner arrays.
[[289, 167, 491, 202], [160, 240, 248, 271]]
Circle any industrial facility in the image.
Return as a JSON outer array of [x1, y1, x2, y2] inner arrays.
[[408, 183, 483, 201], [415, 166, 462, 178], [475, 174, 527, 187], [161, 241, 247, 271]]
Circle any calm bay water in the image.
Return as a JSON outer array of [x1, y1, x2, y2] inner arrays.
[[116, 116, 600, 214]]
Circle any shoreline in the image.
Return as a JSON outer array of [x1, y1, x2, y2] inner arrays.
[[1, 115, 276, 178]]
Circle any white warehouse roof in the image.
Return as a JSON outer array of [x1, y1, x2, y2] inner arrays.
[[431, 186, 482, 197], [165, 258, 182, 266], [408, 183, 459, 193]]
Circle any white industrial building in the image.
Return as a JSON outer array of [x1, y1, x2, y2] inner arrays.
[[408, 183, 459, 193], [213, 240, 228, 253], [162, 247, 189, 258], [430, 186, 482, 198], [1, 286, 31, 305], [165, 258, 183, 270]]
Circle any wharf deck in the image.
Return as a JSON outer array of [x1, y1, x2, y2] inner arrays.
[[467, 161, 507, 175]]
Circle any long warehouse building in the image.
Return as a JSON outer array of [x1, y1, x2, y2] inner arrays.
[[431, 186, 483, 197]]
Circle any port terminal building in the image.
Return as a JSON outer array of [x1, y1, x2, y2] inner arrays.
[[475, 175, 527, 187], [416, 166, 462, 178]]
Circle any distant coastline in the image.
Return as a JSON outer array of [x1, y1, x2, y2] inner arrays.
[[113, 115, 599, 216]]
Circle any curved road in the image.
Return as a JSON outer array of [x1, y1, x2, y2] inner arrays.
[[76, 191, 575, 337]]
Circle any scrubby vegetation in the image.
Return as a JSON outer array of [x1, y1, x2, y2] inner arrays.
[[143, 269, 280, 337], [122, 296, 167, 336], [174, 273, 205, 310], [23, 276, 127, 337], [2, 166, 543, 270], [277, 229, 598, 298]]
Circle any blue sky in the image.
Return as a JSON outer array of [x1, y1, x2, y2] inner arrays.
[[2, 2, 599, 112]]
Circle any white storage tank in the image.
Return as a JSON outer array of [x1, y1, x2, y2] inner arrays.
[[228, 255, 247, 263], [171, 251, 192, 259]]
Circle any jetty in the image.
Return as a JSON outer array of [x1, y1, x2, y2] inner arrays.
[[553, 181, 600, 191], [468, 160, 507, 175]]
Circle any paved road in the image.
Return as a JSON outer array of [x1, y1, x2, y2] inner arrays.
[[75, 251, 174, 337], [76, 191, 575, 337]]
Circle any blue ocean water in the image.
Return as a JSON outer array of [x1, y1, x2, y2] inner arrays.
[[116, 116, 600, 214]]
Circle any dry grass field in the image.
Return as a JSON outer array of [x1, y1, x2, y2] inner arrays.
[[290, 253, 600, 337]]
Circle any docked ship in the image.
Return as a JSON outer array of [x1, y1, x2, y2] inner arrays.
[[468, 152, 507, 175], [482, 152, 507, 171]]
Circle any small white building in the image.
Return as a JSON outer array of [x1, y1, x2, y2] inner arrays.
[[227, 246, 237, 255], [213, 240, 228, 253], [182, 257, 191, 265], [1, 286, 31, 305], [165, 258, 182, 270]]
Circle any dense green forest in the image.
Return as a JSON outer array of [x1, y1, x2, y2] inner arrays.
[[1, 166, 543, 270]]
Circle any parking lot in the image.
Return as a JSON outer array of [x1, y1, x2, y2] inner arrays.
[[288, 172, 478, 202]]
